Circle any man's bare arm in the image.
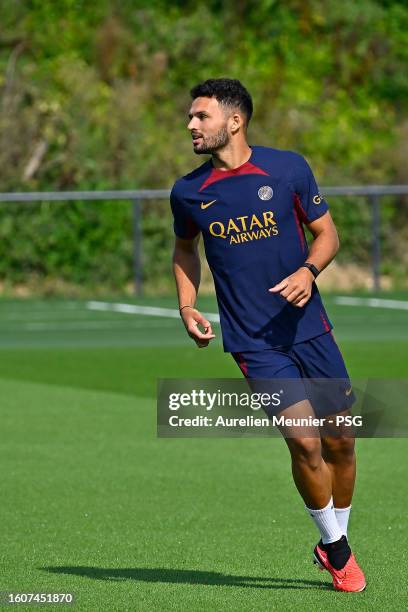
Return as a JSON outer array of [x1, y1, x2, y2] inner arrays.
[[173, 235, 216, 347], [173, 235, 201, 309], [269, 211, 339, 308], [303, 210, 340, 272]]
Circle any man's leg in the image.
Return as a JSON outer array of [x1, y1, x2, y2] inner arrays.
[[278, 400, 344, 544], [321, 409, 356, 536], [279, 403, 356, 537], [285, 435, 332, 508], [312, 428, 365, 592], [278, 399, 332, 508], [278, 399, 364, 584]]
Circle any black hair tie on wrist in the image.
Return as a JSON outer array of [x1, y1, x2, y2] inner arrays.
[[179, 305, 194, 314]]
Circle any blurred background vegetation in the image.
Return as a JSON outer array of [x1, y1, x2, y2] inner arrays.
[[0, 0, 407, 294]]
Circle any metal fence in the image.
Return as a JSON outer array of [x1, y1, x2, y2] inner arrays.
[[1, 185, 407, 294]]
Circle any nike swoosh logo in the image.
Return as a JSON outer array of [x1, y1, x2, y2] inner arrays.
[[201, 199, 217, 209], [345, 387, 353, 396]]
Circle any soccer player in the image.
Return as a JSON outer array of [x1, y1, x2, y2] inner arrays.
[[170, 78, 366, 592]]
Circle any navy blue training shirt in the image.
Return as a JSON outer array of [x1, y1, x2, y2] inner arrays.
[[170, 145, 333, 352]]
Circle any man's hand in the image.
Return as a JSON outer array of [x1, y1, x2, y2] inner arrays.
[[268, 267, 314, 308], [180, 307, 216, 348]]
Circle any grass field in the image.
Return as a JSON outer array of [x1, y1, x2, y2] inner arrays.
[[0, 293, 407, 611]]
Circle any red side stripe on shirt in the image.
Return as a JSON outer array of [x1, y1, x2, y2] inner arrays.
[[293, 193, 310, 224], [292, 194, 306, 253], [320, 310, 331, 332]]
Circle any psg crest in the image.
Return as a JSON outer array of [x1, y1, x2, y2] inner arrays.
[[258, 185, 273, 200]]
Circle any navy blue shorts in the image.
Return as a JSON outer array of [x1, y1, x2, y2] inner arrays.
[[231, 331, 355, 417]]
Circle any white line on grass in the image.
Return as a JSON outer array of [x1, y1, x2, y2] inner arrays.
[[334, 296, 408, 310], [86, 301, 221, 322], [21, 320, 177, 331]]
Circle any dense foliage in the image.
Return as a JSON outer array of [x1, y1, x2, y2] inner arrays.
[[0, 1, 407, 292]]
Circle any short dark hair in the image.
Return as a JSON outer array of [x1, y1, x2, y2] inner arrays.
[[190, 78, 253, 126]]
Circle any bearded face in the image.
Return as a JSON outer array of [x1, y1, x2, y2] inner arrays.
[[188, 97, 232, 155]]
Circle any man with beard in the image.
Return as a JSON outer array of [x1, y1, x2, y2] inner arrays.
[[170, 78, 366, 592]]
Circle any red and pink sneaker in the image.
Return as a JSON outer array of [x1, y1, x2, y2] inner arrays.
[[314, 542, 366, 592]]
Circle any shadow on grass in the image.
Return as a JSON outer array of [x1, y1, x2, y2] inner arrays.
[[41, 566, 331, 590]]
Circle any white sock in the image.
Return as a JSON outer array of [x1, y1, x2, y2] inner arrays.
[[306, 496, 343, 544], [335, 505, 351, 537]]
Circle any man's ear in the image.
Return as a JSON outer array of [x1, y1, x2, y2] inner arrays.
[[230, 112, 243, 134]]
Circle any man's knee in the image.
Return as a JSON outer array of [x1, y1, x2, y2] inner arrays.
[[322, 435, 355, 459], [286, 437, 322, 471]]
